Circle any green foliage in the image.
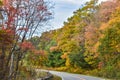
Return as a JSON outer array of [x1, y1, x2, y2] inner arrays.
[[46, 51, 65, 67], [97, 66, 120, 79], [69, 52, 90, 69], [99, 26, 120, 55], [45, 40, 57, 51]]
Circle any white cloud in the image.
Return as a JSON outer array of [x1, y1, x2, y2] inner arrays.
[[59, 0, 90, 5], [54, 0, 108, 5], [98, 0, 109, 3], [99, 0, 108, 1], [54, 0, 90, 5]]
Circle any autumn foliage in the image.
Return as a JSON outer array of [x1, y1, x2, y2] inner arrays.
[[0, 0, 52, 79], [29, 0, 120, 79]]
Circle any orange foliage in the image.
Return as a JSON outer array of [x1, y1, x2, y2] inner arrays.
[[61, 53, 68, 59], [33, 50, 45, 55], [3, 0, 9, 7], [99, 1, 117, 22], [50, 46, 58, 52], [99, 23, 108, 31]]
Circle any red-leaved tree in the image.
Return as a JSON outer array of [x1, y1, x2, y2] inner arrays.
[[0, 0, 53, 79]]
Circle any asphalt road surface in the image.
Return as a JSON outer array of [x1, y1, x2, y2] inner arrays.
[[39, 70, 104, 80]]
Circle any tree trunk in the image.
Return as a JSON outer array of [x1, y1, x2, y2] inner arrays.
[[0, 45, 6, 80], [9, 53, 14, 80]]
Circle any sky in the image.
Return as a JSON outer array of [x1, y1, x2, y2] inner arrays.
[[48, 0, 108, 30]]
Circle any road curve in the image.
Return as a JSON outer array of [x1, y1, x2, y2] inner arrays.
[[38, 70, 104, 80]]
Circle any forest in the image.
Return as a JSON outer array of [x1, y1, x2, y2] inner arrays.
[[0, 0, 120, 80], [29, 0, 120, 79]]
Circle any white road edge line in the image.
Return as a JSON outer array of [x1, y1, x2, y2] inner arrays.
[[61, 76, 65, 80]]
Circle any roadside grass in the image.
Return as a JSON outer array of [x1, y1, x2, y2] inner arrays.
[[36, 71, 48, 78], [49, 75, 62, 80]]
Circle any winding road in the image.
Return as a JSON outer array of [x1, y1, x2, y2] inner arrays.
[[38, 70, 104, 80]]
